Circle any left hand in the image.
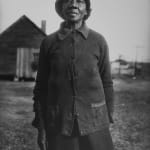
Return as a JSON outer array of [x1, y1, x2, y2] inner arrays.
[[37, 126, 47, 150]]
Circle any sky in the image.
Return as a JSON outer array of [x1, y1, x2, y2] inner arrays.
[[0, 0, 150, 62]]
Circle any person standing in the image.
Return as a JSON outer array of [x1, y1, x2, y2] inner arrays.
[[32, 0, 115, 149]]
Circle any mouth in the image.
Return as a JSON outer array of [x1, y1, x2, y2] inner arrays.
[[67, 10, 79, 16], [67, 8, 79, 13]]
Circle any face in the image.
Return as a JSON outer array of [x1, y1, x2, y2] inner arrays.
[[62, 0, 87, 22]]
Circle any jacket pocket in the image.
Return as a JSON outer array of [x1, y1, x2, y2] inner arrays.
[[91, 103, 109, 127]]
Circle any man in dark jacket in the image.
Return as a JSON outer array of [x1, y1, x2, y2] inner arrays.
[[32, 0, 114, 149]]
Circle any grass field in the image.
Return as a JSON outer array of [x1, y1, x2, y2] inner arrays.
[[0, 78, 150, 150]]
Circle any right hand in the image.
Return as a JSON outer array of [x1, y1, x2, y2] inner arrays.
[[37, 127, 47, 150]]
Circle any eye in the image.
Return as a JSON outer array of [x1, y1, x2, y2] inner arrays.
[[77, 0, 85, 3], [79, 0, 84, 2]]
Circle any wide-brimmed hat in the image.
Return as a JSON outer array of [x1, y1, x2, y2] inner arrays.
[[55, 0, 91, 20]]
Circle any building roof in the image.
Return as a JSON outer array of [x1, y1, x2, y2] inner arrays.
[[0, 15, 46, 37], [114, 59, 128, 65]]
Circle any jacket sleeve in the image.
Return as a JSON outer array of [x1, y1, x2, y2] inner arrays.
[[32, 39, 49, 128], [98, 39, 114, 123]]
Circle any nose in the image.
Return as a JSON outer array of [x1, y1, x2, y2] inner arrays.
[[70, 0, 78, 7]]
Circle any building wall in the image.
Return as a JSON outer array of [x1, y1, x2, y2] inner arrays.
[[0, 17, 46, 76]]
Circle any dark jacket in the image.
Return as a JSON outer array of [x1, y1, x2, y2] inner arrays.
[[32, 23, 114, 136]]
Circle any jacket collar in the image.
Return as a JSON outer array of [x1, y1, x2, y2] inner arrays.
[[57, 22, 89, 40]]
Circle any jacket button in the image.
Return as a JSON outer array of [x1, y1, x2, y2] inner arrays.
[[75, 113, 79, 117], [80, 130, 84, 135]]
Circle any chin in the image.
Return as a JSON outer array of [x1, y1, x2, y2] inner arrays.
[[69, 19, 79, 22], [68, 18, 81, 22]]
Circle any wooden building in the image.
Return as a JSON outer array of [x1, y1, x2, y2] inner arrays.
[[0, 15, 46, 79], [111, 59, 134, 76]]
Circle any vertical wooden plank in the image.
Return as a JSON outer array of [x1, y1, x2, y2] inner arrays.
[[31, 48, 34, 78], [16, 49, 19, 77], [25, 48, 30, 78], [20, 48, 24, 78], [29, 48, 33, 77], [24, 48, 27, 77], [16, 48, 40, 78], [16, 48, 23, 78]]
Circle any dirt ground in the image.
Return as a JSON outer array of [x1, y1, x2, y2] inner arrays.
[[0, 78, 150, 150]]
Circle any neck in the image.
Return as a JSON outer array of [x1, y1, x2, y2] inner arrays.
[[66, 20, 84, 30]]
